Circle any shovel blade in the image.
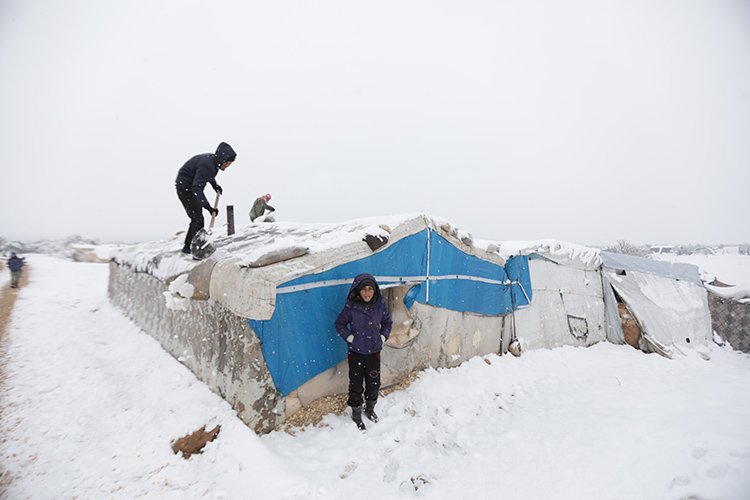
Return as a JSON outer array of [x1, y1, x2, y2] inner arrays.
[[190, 229, 215, 260]]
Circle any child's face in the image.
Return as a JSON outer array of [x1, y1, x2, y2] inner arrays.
[[359, 285, 375, 303]]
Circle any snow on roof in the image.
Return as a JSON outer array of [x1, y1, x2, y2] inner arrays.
[[475, 238, 602, 270], [705, 283, 750, 303], [110, 213, 484, 282], [111, 213, 511, 319]]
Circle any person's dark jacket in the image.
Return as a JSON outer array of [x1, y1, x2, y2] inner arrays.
[[175, 142, 236, 209], [8, 255, 25, 272], [335, 273, 392, 354]]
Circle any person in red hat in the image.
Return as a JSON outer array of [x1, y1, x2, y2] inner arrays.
[[249, 193, 275, 222]]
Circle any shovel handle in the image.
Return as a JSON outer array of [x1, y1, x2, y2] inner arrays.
[[209, 192, 220, 229]]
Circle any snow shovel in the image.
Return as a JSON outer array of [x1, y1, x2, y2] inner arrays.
[[190, 193, 220, 260]]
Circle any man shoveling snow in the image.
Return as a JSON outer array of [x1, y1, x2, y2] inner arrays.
[[174, 141, 237, 256]]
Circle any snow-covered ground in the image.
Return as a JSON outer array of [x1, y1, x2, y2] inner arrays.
[[1, 256, 750, 499]]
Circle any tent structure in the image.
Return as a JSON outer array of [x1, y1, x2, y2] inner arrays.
[[478, 240, 713, 358], [479, 240, 607, 351], [109, 214, 534, 429], [210, 215, 532, 396], [600, 252, 712, 357], [108, 216, 715, 432]]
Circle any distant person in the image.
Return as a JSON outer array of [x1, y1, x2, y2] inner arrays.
[[7, 252, 25, 289], [335, 273, 392, 430], [249, 193, 275, 222], [175, 142, 237, 254]]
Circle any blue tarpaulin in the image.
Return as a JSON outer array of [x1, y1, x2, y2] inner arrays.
[[249, 229, 532, 395]]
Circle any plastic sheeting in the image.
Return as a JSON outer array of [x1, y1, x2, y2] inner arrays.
[[602, 275, 625, 344], [249, 230, 532, 395], [600, 251, 702, 285], [403, 232, 532, 316], [600, 251, 711, 355], [512, 257, 607, 351], [603, 269, 712, 356]]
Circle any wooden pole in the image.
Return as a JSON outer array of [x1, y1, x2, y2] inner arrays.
[[209, 193, 220, 229], [227, 205, 235, 236]]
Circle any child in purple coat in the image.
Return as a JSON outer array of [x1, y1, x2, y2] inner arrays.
[[335, 273, 392, 430]]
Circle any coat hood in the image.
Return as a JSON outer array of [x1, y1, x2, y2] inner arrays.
[[214, 142, 237, 164], [347, 273, 382, 302]]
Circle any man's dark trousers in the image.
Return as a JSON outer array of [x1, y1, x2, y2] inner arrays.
[[347, 351, 381, 407], [177, 187, 204, 253]]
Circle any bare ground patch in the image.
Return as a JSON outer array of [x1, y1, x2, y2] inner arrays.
[[0, 265, 31, 495], [282, 370, 420, 433], [171, 425, 221, 458], [0, 263, 31, 379]]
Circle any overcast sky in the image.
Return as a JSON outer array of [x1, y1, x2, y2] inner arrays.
[[1, 0, 748, 246]]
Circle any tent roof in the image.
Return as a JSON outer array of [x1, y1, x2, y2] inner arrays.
[[111, 213, 518, 319], [600, 251, 702, 285], [111, 213, 499, 282]]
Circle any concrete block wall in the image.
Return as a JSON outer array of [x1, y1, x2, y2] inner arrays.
[[107, 262, 283, 433], [707, 292, 750, 353]]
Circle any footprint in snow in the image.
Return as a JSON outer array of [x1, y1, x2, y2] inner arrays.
[[399, 474, 434, 494], [670, 476, 691, 487], [339, 461, 357, 479], [706, 464, 730, 479], [383, 460, 399, 483]]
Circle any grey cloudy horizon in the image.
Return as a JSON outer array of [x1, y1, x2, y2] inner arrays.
[[1, 0, 749, 247]]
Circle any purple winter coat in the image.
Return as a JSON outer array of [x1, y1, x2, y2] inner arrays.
[[335, 273, 393, 355]]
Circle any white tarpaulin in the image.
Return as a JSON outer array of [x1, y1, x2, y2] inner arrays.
[[513, 257, 607, 350], [600, 251, 702, 285], [603, 269, 712, 357]]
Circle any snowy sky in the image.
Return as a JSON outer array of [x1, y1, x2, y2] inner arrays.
[[1, 0, 749, 245]]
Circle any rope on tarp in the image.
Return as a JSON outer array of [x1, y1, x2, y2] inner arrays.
[[426, 227, 431, 303]]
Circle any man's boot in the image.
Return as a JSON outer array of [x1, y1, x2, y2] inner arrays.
[[364, 400, 379, 423], [351, 406, 366, 431]]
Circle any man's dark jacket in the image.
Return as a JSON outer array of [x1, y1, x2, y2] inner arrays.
[[8, 255, 24, 272], [175, 142, 236, 209]]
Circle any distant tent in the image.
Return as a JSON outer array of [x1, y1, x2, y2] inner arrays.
[[484, 242, 713, 359]]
